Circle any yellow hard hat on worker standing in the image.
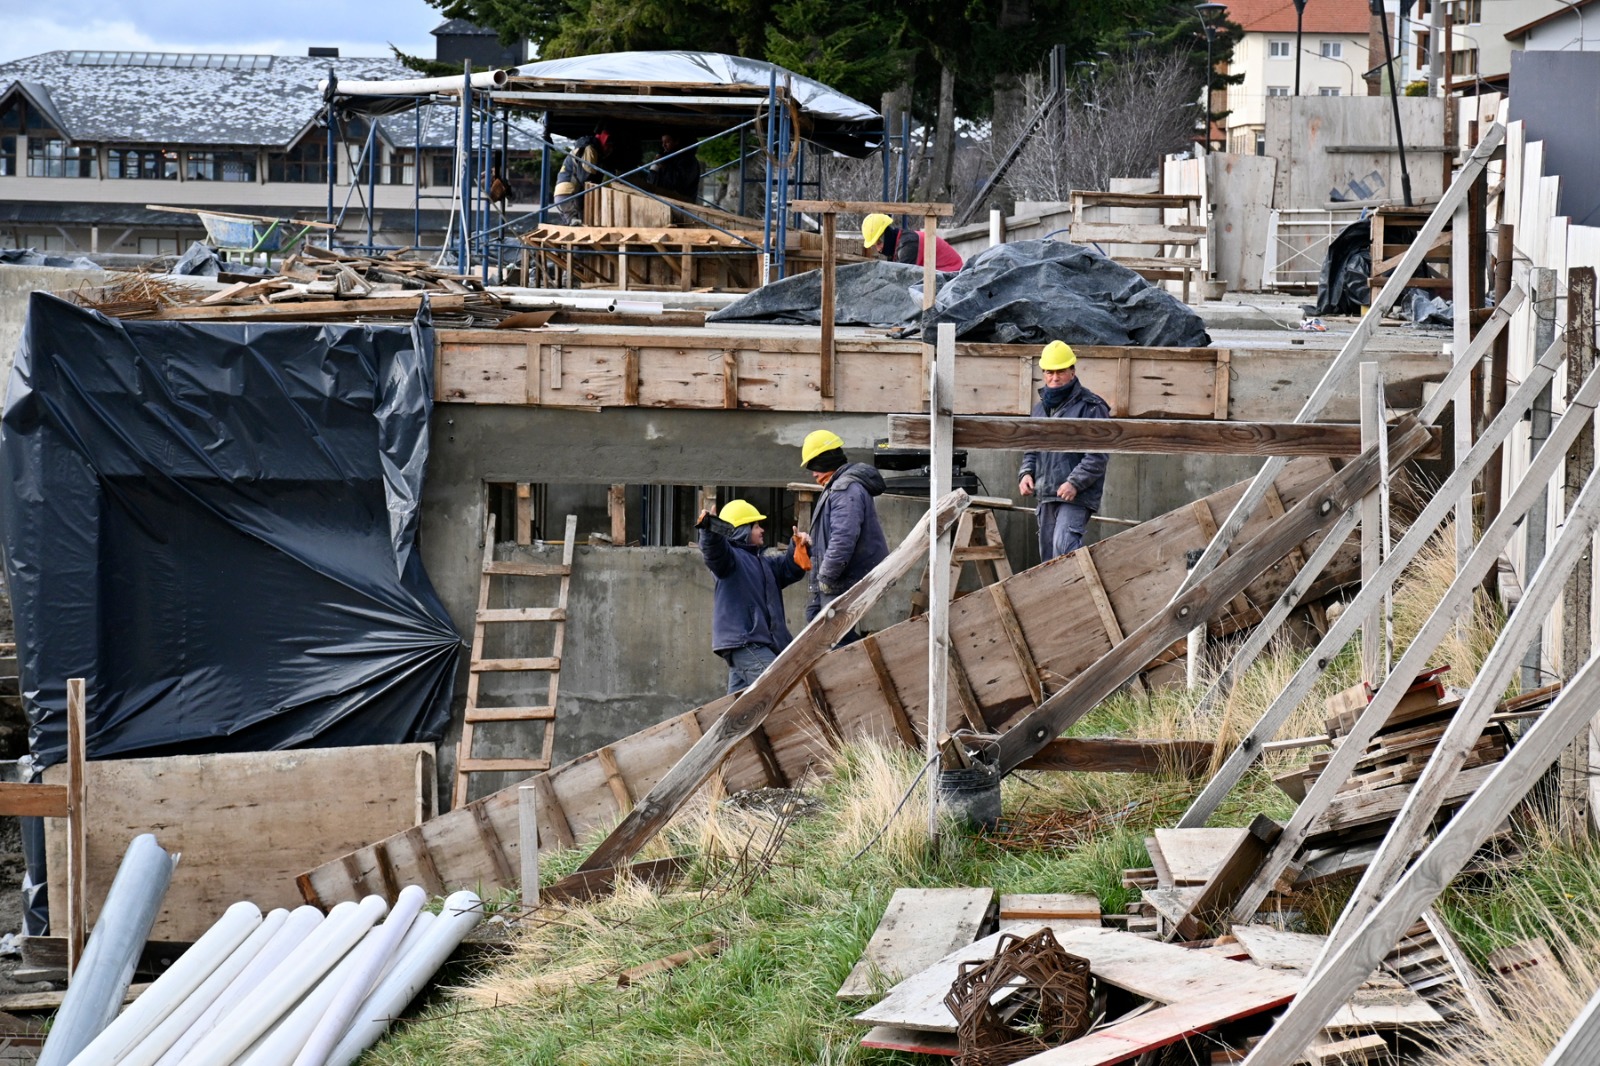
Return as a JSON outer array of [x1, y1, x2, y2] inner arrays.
[[718, 499, 766, 528], [1039, 340, 1077, 370], [801, 429, 845, 468], [862, 213, 893, 250]]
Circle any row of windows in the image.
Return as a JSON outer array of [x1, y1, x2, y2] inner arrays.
[[0, 138, 447, 185], [1266, 86, 1343, 96], [1268, 39, 1346, 59]]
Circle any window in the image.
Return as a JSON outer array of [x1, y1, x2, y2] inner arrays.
[[1269, 39, 1291, 58], [0, 101, 17, 176], [1319, 40, 1343, 59], [138, 236, 180, 256], [25, 233, 67, 252], [107, 147, 178, 180], [387, 149, 414, 186], [1451, 48, 1478, 76], [1416, 29, 1431, 71], [28, 138, 97, 178], [266, 139, 328, 183], [185, 150, 256, 182], [1452, 0, 1481, 24], [431, 152, 456, 188], [1318, 86, 1342, 96], [1267, 86, 1291, 97]]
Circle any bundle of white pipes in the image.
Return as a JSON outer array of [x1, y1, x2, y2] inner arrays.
[[60, 886, 481, 1066]]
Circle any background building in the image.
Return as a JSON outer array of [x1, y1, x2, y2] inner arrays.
[[1223, 0, 1373, 155]]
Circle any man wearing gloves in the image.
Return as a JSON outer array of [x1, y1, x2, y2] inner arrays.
[[697, 499, 807, 693], [1018, 340, 1110, 560], [799, 430, 889, 644]]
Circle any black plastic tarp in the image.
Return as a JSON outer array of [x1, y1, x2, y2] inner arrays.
[[707, 261, 933, 328], [926, 241, 1212, 347], [0, 293, 461, 769]]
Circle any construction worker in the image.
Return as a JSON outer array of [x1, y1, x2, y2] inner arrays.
[[551, 125, 614, 224], [861, 212, 964, 272], [697, 500, 807, 693], [646, 131, 701, 203], [1018, 341, 1110, 561], [800, 430, 889, 643]]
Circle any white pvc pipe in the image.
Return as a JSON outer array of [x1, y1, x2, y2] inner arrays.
[[324, 891, 484, 1066], [154, 906, 327, 1066], [178, 896, 387, 1066], [290, 887, 427, 1066], [117, 909, 289, 1066], [493, 292, 620, 312], [66, 901, 262, 1066], [317, 70, 508, 97]]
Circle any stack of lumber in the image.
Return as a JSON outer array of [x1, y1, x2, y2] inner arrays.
[[1123, 828, 1300, 940]]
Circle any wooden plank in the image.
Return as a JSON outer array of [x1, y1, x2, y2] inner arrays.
[[1070, 222, 1208, 243], [471, 800, 518, 886], [789, 199, 953, 216], [1228, 925, 1442, 1028], [0, 783, 67, 819], [721, 349, 738, 410], [859, 1026, 959, 1056], [989, 582, 1046, 706], [836, 887, 993, 998], [609, 484, 626, 545], [146, 294, 470, 320], [533, 773, 577, 849], [65, 678, 86, 976], [595, 746, 634, 814], [820, 211, 836, 399], [1017, 985, 1298, 1066], [998, 893, 1100, 920], [1076, 550, 1127, 644], [542, 856, 690, 906], [0, 984, 152, 1014], [996, 421, 1431, 776], [1016, 738, 1213, 776], [623, 347, 640, 406], [573, 491, 970, 874], [43, 744, 430, 942], [862, 635, 921, 749], [1152, 828, 1249, 885], [887, 415, 1432, 459]]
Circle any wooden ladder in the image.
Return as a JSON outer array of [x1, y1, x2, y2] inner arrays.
[[454, 512, 578, 808], [911, 507, 1013, 616]]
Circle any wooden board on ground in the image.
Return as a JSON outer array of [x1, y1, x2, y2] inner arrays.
[[1152, 829, 1249, 885], [45, 744, 433, 941], [860, 1026, 960, 1056], [300, 459, 1363, 908], [0, 983, 151, 1013], [998, 893, 1100, 921], [853, 924, 1048, 1033], [837, 887, 994, 999], [1229, 924, 1443, 1029]]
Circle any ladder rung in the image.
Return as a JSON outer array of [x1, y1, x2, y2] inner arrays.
[[458, 757, 552, 774], [471, 657, 561, 672], [477, 607, 567, 623], [465, 705, 557, 723], [953, 548, 1008, 561], [483, 561, 570, 577]]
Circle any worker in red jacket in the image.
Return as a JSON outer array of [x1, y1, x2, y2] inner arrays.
[[862, 212, 964, 272]]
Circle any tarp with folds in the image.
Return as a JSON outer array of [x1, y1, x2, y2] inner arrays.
[[0, 293, 461, 769], [707, 261, 931, 327], [926, 241, 1212, 347]]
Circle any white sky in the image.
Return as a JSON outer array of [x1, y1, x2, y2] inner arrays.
[[0, 0, 448, 65]]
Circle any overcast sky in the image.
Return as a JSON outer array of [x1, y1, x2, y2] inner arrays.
[[0, 0, 448, 65]]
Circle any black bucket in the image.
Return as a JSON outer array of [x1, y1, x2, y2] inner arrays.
[[937, 741, 1002, 831]]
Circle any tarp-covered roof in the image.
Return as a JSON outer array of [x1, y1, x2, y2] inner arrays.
[[509, 51, 882, 155]]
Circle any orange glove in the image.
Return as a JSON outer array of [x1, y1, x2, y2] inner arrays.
[[792, 528, 812, 570]]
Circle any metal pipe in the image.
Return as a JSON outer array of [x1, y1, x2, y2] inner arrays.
[[324, 891, 484, 1066], [364, 121, 376, 254], [318, 70, 508, 96], [37, 834, 178, 1066], [65, 901, 262, 1066]]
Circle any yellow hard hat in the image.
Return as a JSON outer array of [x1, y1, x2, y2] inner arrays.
[[718, 499, 766, 528], [862, 213, 892, 249], [801, 428, 845, 467], [1040, 340, 1077, 371]]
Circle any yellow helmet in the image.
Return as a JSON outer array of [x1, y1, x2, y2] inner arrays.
[[861, 212, 893, 249], [801, 429, 845, 467], [1039, 340, 1077, 371], [718, 499, 766, 528]]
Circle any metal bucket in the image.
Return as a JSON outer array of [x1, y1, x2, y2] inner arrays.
[[937, 740, 1002, 831]]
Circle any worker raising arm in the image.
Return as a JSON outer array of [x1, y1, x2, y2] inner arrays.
[[697, 500, 806, 693]]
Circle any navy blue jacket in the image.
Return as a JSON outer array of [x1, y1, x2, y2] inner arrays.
[[809, 462, 890, 603], [700, 530, 805, 654], [1018, 378, 1110, 511]]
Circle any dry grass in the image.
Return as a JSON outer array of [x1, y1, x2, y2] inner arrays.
[[1389, 520, 1506, 691]]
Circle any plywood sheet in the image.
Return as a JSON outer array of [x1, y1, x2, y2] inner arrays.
[[1229, 924, 1443, 1029], [44, 744, 432, 941], [1151, 828, 1249, 885], [837, 887, 994, 999]]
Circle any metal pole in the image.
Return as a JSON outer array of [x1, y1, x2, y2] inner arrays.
[[413, 106, 421, 249], [1294, 0, 1306, 95], [365, 120, 376, 254], [881, 116, 891, 201], [325, 70, 337, 228], [761, 72, 776, 286], [458, 62, 472, 272], [1375, 0, 1415, 206]]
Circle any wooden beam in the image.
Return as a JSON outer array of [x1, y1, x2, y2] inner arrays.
[[146, 294, 470, 321], [1016, 737, 1213, 776], [863, 636, 921, 749], [608, 484, 626, 545], [887, 414, 1439, 459], [789, 199, 954, 216], [574, 491, 971, 874], [988, 583, 1045, 706], [0, 783, 68, 819], [927, 323, 954, 841], [995, 420, 1432, 776], [820, 211, 836, 399], [1167, 814, 1282, 939]]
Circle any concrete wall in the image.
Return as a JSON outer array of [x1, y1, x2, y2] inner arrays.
[[0, 265, 108, 386]]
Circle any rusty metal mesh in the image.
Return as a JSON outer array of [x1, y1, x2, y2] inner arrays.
[[943, 928, 1093, 1066]]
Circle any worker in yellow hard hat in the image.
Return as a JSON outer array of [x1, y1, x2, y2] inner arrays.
[[697, 499, 808, 692], [799, 429, 888, 645], [861, 212, 965, 272], [1017, 341, 1110, 561]]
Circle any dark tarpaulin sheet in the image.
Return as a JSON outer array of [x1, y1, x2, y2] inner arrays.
[[0, 293, 461, 769], [926, 241, 1212, 347], [707, 261, 933, 328]]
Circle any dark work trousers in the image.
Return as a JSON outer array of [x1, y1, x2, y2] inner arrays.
[[1037, 500, 1092, 561], [724, 643, 778, 693]]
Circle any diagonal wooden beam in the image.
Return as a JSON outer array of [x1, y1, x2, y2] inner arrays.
[[1178, 327, 1564, 831], [995, 419, 1432, 776], [575, 490, 971, 873]]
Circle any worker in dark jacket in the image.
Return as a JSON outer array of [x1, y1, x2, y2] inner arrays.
[[551, 126, 614, 224], [1018, 341, 1110, 561], [698, 499, 806, 692], [862, 212, 964, 272], [800, 430, 890, 644], [647, 131, 701, 202]]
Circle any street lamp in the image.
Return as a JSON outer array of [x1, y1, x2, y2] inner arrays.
[[1195, 3, 1227, 150], [1293, 0, 1308, 94]]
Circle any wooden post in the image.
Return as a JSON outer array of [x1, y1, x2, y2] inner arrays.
[[1452, 201, 1473, 599], [1360, 361, 1381, 684], [1561, 266, 1596, 839], [519, 784, 539, 911], [989, 208, 1005, 248], [820, 211, 837, 399], [1483, 222, 1514, 599], [1524, 268, 1558, 689], [928, 324, 956, 843], [515, 483, 533, 546], [608, 484, 626, 546], [66, 677, 87, 978]]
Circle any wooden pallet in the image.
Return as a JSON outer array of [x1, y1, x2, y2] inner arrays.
[[453, 513, 577, 807], [299, 458, 1362, 908], [1069, 190, 1205, 303], [1369, 205, 1453, 296]]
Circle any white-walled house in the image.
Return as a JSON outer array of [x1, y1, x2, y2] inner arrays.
[[1221, 0, 1373, 155]]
